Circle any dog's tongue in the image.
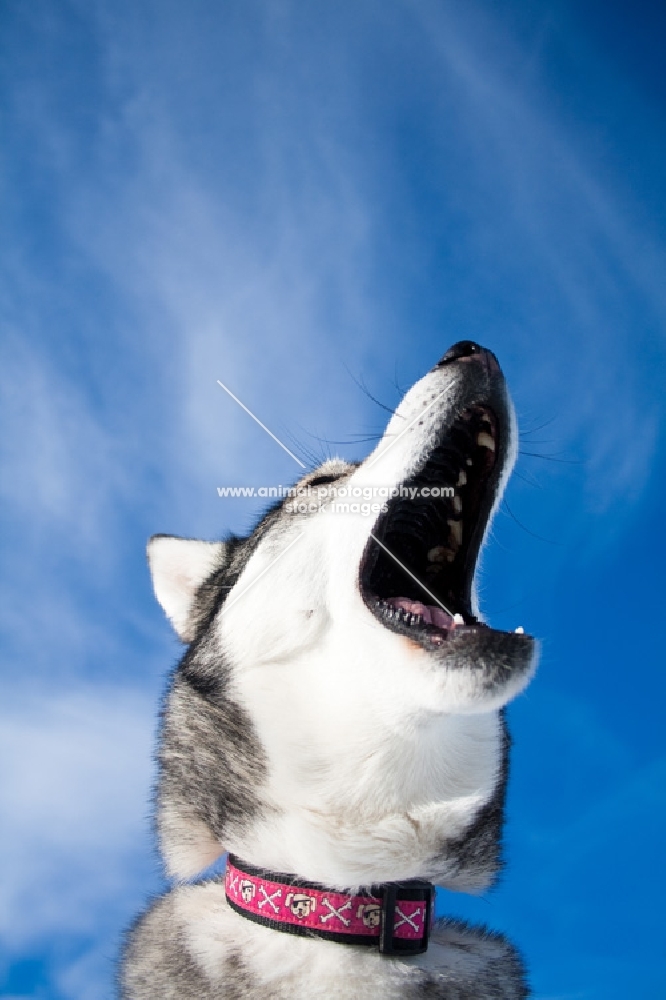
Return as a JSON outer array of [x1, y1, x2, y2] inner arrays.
[[384, 597, 455, 630]]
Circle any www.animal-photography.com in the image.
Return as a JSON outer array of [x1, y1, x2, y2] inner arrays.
[[1, 3, 664, 999]]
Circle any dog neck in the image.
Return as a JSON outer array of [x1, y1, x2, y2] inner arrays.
[[223, 855, 433, 955]]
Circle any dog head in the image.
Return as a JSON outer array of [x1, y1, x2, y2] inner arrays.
[[149, 343, 538, 888]]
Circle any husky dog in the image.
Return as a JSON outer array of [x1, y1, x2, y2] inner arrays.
[[121, 341, 538, 998]]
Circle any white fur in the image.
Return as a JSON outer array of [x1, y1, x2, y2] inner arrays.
[[148, 536, 225, 642]]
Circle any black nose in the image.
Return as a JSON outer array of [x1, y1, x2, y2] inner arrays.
[[435, 341, 500, 372], [438, 341, 483, 363]]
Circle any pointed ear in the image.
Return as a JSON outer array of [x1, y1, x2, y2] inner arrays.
[[147, 535, 227, 642]]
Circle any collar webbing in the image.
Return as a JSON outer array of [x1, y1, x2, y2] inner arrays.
[[225, 854, 433, 955]]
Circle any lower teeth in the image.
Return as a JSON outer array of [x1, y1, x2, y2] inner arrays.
[[375, 599, 457, 633]]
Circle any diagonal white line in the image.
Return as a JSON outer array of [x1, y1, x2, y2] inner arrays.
[[363, 379, 454, 474], [369, 532, 455, 619], [222, 532, 305, 616], [217, 380, 306, 468]]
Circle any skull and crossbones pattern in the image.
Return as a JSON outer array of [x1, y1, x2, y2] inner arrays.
[[356, 903, 381, 928], [284, 892, 317, 919], [239, 880, 256, 903]]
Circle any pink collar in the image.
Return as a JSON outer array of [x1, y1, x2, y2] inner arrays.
[[225, 855, 433, 955]]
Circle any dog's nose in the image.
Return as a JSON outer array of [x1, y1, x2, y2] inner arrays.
[[434, 341, 501, 373]]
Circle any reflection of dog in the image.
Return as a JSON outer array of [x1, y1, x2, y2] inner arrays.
[[121, 343, 538, 998], [285, 893, 317, 918], [357, 903, 381, 928]]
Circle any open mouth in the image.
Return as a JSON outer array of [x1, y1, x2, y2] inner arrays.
[[360, 405, 504, 647]]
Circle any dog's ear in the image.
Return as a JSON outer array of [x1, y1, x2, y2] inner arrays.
[[147, 535, 227, 642]]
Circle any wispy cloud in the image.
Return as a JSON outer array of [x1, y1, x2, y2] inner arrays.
[[0, 335, 130, 547], [1, 690, 152, 850], [0, 687, 159, 995], [9, 0, 662, 539], [408, 0, 665, 519]]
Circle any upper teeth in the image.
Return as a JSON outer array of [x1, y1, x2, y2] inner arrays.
[[456, 470, 467, 486], [477, 431, 495, 451]]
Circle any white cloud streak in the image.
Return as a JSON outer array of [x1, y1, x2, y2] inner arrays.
[[0, 687, 159, 994]]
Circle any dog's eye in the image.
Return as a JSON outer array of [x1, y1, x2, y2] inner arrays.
[[308, 475, 339, 488]]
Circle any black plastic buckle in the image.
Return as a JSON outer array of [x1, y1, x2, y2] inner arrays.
[[378, 881, 433, 956]]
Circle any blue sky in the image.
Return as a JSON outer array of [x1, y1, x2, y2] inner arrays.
[[1, 1, 664, 997]]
